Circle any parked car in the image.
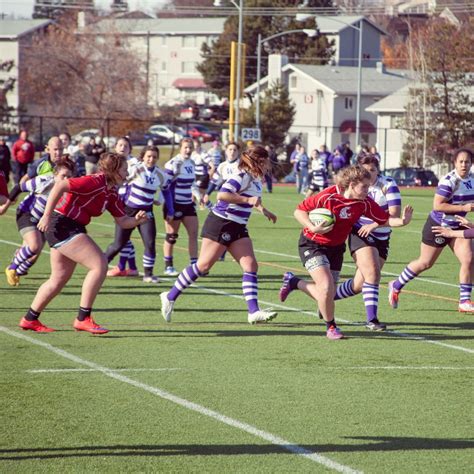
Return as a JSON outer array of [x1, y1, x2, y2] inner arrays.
[[184, 124, 220, 143], [384, 167, 439, 186], [72, 129, 116, 148], [199, 105, 229, 121], [179, 104, 200, 120], [148, 124, 183, 144], [128, 132, 170, 148]]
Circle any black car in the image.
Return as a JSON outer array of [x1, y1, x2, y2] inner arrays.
[[384, 167, 439, 186], [128, 132, 170, 148]]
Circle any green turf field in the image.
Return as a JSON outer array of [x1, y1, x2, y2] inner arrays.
[[1, 186, 473, 473]]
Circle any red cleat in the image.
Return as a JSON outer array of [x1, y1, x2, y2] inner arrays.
[[19, 317, 55, 332], [73, 316, 109, 335]]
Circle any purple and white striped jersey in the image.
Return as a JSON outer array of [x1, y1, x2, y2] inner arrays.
[[18, 174, 55, 221], [118, 156, 139, 200], [211, 159, 241, 189], [354, 175, 401, 240], [124, 163, 171, 210], [191, 149, 212, 176], [213, 170, 262, 225], [165, 155, 195, 205], [430, 170, 474, 228]]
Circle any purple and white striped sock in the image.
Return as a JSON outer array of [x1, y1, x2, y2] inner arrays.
[[127, 242, 137, 270], [334, 279, 355, 300], [118, 242, 131, 271], [168, 263, 202, 301], [16, 259, 35, 276], [143, 253, 155, 270], [362, 282, 379, 322], [11, 246, 35, 269], [242, 272, 259, 314], [393, 266, 417, 292], [459, 283, 472, 303]]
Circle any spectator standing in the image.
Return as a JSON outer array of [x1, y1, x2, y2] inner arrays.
[[11, 130, 35, 184], [341, 141, 354, 167], [329, 146, 347, 174], [0, 138, 11, 184], [72, 141, 87, 176], [295, 146, 310, 194], [264, 144, 278, 193], [84, 137, 105, 175], [59, 132, 77, 156]]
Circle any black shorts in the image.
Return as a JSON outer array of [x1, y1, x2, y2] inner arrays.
[[308, 183, 324, 193], [45, 213, 87, 248], [201, 212, 249, 246], [298, 233, 345, 275], [16, 210, 39, 234], [125, 205, 154, 220], [422, 215, 452, 248], [195, 174, 210, 189], [349, 230, 390, 260], [163, 202, 197, 220]]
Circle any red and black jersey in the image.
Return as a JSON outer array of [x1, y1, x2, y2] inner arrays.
[[55, 173, 125, 225], [297, 185, 388, 246]]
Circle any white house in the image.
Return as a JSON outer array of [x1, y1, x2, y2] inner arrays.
[[85, 17, 226, 107], [246, 55, 410, 154], [0, 19, 52, 127]]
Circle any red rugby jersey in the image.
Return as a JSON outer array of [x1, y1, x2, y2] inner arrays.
[[297, 185, 388, 246], [55, 173, 125, 225]]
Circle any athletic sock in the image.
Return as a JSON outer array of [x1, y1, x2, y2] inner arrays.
[[25, 308, 41, 321], [11, 245, 35, 269], [143, 253, 155, 276], [118, 242, 131, 271], [190, 257, 198, 265], [77, 307, 92, 321], [393, 266, 417, 292], [242, 272, 259, 314], [16, 259, 34, 276], [362, 282, 379, 322], [168, 263, 202, 301], [334, 278, 356, 300], [164, 256, 173, 270], [325, 319, 337, 330], [459, 283, 472, 303], [127, 242, 137, 270], [289, 275, 301, 291]]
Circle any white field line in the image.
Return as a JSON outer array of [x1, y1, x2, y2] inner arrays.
[[26, 368, 182, 373], [335, 366, 474, 370], [0, 326, 360, 474], [0, 238, 472, 354]]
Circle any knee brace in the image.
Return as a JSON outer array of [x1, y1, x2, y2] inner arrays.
[[165, 233, 179, 244]]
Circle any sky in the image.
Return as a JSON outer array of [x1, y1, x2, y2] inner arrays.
[[0, 0, 166, 19]]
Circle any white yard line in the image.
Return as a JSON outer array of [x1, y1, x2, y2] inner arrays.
[[0, 326, 360, 474], [26, 368, 182, 373], [333, 366, 474, 371]]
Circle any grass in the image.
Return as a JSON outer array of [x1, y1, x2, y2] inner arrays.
[[0, 186, 473, 473]]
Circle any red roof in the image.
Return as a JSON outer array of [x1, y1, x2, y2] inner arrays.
[[339, 120, 376, 134], [172, 78, 207, 89]]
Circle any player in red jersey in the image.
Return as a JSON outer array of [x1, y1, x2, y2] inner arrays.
[[279, 165, 389, 340], [0, 170, 8, 203], [19, 153, 148, 334]]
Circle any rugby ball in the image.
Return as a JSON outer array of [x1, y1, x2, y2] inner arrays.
[[308, 208, 335, 227]]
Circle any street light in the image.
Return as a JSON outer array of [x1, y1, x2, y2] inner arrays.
[[296, 13, 364, 146], [256, 28, 317, 130], [214, 0, 243, 141]]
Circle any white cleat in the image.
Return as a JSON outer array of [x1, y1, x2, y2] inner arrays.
[[160, 292, 175, 322], [164, 266, 179, 277], [248, 310, 277, 324], [143, 275, 159, 283]]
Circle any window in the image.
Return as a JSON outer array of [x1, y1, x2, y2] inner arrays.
[[161, 36, 167, 46], [182, 36, 197, 48], [290, 76, 297, 89], [344, 97, 354, 110], [181, 61, 196, 74], [161, 62, 167, 72]]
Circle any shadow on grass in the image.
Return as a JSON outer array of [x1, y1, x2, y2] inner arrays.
[[1, 436, 473, 460]]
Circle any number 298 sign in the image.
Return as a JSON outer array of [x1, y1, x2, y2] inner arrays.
[[241, 128, 261, 141]]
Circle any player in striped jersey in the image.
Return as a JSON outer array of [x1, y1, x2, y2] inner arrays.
[[162, 138, 198, 276], [160, 145, 278, 324], [104, 146, 173, 283], [1, 157, 75, 286], [305, 148, 329, 198], [389, 148, 474, 313], [331, 154, 413, 331], [191, 139, 213, 210]]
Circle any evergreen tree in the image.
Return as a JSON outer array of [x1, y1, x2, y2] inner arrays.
[[197, 0, 334, 98], [241, 80, 295, 150]]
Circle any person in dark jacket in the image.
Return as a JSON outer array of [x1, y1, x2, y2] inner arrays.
[[0, 138, 11, 184], [84, 137, 106, 175]]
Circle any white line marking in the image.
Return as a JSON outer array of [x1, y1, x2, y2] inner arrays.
[[334, 366, 474, 371], [0, 238, 471, 354], [0, 326, 360, 474], [26, 368, 182, 373]]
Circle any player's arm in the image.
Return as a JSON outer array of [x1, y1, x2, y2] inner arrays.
[[37, 179, 71, 232], [433, 192, 474, 213], [293, 209, 333, 234]]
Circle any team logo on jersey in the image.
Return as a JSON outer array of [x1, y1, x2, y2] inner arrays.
[[464, 181, 472, 190], [145, 176, 155, 185], [435, 236, 446, 245], [184, 166, 193, 174], [175, 211, 183, 219], [366, 235, 374, 243], [339, 207, 351, 219], [221, 232, 231, 242]]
